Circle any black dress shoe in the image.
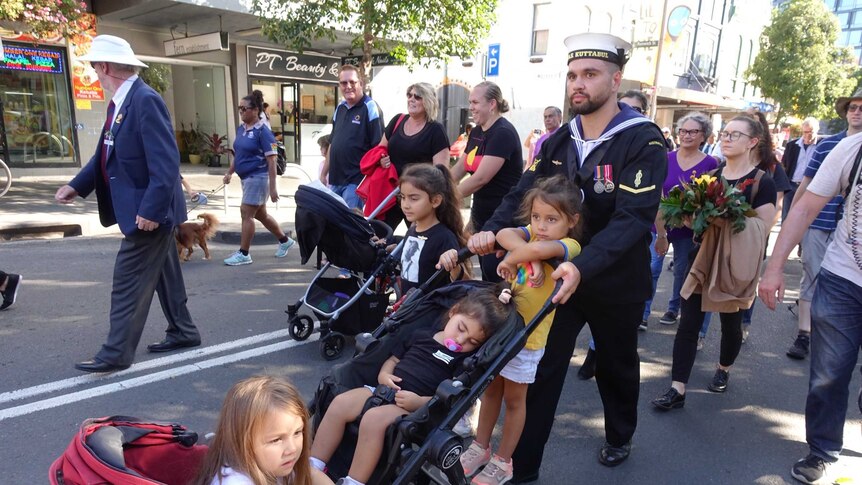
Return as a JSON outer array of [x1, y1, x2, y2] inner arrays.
[[147, 339, 201, 353], [74, 359, 130, 373], [599, 441, 631, 467], [651, 387, 686, 411]]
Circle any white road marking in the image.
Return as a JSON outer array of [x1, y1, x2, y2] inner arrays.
[[0, 329, 295, 405], [0, 333, 320, 422]]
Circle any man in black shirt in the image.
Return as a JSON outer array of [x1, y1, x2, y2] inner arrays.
[[321, 65, 383, 209], [469, 33, 668, 480]]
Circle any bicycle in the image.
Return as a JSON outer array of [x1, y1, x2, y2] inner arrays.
[[0, 157, 10, 198]]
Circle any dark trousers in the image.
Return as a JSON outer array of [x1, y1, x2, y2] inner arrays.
[[95, 226, 198, 366], [671, 292, 743, 383], [512, 297, 642, 478]]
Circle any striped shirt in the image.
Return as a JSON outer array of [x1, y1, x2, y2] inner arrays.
[[804, 132, 846, 231]]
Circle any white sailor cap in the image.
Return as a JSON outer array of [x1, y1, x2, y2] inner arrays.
[[564, 33, 632, 68]]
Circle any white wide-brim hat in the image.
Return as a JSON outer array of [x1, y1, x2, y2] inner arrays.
[[79, 35, 148, 68]]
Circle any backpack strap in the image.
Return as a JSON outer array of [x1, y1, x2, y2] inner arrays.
[[845, 141, 862, 199]]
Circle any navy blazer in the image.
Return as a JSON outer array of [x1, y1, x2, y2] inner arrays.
[[70, 78, 186, 235]]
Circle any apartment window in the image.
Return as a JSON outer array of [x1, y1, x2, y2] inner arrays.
[[531, 3, 551, 56]]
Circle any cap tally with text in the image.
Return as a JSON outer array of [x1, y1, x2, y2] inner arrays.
[[564, 33, 632, 68]]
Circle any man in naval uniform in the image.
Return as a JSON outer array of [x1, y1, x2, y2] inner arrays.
[[468, 33, 668, 481]]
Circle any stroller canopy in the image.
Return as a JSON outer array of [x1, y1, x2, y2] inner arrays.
[[295, 184, 377, 269]]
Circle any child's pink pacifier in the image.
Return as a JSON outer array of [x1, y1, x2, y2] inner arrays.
[[444, 338, 463, 352]]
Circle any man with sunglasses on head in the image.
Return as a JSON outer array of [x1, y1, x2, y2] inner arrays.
[[320, 65, 384, 210], [781, 88, 862, 363]]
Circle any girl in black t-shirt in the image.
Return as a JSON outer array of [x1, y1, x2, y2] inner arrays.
[[397, 164, 469, 295], [308, 289, 511, 485], [652, 115, 777, 412], [377, 82, 451, 230], [450, 81, 523, 282]]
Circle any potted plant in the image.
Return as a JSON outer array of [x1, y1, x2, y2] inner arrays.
[[180, 124, 204, 164], [202, 132, 230, 167], [0, 0, 88, 39]]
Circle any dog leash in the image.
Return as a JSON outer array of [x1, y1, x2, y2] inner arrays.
[[186, 183, 225, 214]]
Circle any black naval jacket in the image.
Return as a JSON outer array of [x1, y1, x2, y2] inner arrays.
[[484, 105, 668, 303]]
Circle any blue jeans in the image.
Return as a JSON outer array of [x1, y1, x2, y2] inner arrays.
[[806, 268, 862, 462], [330, 183, 363, 210], [643, 234, 704, 320]]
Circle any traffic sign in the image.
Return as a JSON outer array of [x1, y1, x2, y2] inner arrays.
[[486, 43, 500, 77]]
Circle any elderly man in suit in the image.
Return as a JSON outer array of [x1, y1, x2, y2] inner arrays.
[[56, 35, 200, 373]]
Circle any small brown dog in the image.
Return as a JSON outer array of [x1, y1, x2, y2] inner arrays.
[[176, 213, 219, 261]]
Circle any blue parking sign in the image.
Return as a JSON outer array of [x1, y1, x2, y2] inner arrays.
[[486, 43, 500, 77]]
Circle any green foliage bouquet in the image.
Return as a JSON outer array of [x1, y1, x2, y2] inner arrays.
[[659, 174, 757, 237]]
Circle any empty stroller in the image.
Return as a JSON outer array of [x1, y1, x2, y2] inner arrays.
[[309, 253, 563, 485], [290, 182, 404, 360], [49, 416, 207, 485]]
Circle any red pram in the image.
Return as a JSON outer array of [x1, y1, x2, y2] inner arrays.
[[49, 416, 207, 485]]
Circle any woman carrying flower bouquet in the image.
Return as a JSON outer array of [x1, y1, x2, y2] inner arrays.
[[646, 112, 718, 331], [651, 114, 777, 410]]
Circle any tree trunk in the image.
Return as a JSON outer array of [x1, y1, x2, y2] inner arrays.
[[360, 0, 374, 92]]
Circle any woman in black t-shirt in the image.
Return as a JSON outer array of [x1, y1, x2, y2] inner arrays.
[[450, 81, 523, 281], [377, 82, 451, 230], [652, 115, 778, 412]]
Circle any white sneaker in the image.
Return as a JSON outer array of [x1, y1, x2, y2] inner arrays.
[[224, 251, 252, 266], [454, 400, 480, 437], [275, 238, 296, 258]]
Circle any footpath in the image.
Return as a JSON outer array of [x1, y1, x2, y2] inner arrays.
[[0, 164, 310, 243]]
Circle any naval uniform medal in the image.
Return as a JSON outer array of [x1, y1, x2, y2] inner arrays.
[[594, 165, 614, 193]]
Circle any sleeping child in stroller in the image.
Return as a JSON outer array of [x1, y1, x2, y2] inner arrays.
[[308, 286, 512, 485]]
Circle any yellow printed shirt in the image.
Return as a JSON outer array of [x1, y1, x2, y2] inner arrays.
[[511, 225, 581, 350]]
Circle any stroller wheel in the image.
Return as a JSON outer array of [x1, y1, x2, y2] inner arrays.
[[289, 315, 314, 341], [320, 332, 346, 360]]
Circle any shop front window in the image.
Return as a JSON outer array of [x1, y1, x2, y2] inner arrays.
[[0, 42, 77, 166]]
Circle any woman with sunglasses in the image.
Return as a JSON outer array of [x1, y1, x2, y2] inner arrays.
[[377, 82, 451, 230], [222, 90, 295, 266], [652, 114, 777, 410]]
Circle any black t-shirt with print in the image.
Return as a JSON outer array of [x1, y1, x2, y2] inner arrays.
[[392, 328, 474, 396], [384, 114, 450, 175], [400, 222, 459, 295], [463, 117, 523, 229]]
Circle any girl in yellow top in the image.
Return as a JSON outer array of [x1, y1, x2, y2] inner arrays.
[[439, 175, 582, 485]]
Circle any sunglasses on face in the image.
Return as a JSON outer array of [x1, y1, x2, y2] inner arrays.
[[406, 92, 423, 100], [848, 104, 862, 113], [339, 80, 358, 87], [631, 106, 644, 114], [237, 106, 252, 113]]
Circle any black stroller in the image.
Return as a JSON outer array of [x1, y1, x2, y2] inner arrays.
[[309, 251, 563, 484], [289, 183, 404, 360]]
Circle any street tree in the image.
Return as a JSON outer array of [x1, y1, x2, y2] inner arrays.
[[747, 0, 857, 124], [251, 0, 498, 86]]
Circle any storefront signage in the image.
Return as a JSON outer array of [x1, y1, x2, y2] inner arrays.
[[69, 14, 105, 102], [341, 53, 401, 67], [0, 44, 63, 74], [164, 32, 229, 57], [247, 46, 339, 83]]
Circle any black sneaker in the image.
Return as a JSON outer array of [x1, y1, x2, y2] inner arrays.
[[639, 319, 648, 331], [790, 454, 829, 484], [651, 387, 685, 410], [0, 273, 21, 310], [659, 311, 678, 325], [707, 369, 729, 393], [786, 334, 810, 360]]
